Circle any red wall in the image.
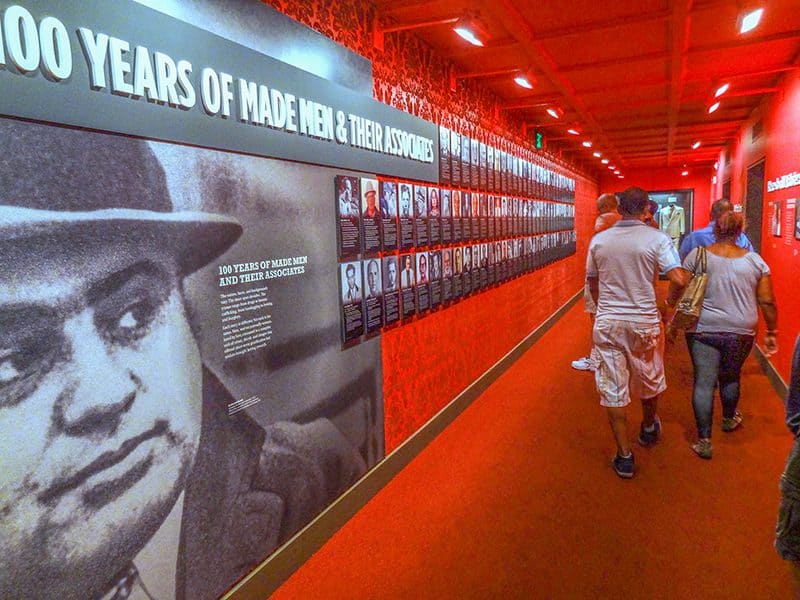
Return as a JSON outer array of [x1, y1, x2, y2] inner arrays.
[[599, 168, 713, 228], [264, 0, 599, 451], [711, 70, 800, 383]]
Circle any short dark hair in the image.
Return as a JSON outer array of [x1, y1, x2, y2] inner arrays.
[[714, 211, 743, 242], [710, 198, 733, 220], [617, 187, 650, 217], [346, 264, 355, 276]]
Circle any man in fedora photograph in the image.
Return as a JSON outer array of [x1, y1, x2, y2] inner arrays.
[[0, 118, 367, 600]]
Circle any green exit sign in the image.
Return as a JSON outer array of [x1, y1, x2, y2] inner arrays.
[[534, 130, 544, 149]]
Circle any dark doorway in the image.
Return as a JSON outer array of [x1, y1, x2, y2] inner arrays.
[[744, 159, 765, 253]]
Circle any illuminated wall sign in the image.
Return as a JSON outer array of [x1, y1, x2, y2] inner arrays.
[[767, 172, 800, 193], [0, 0, 439, 181]]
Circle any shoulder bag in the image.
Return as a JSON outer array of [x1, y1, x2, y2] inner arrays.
[[671, 246, 708, 330]]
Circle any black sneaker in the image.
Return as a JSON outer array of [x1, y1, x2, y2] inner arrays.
[[612, 452, 635, 479], [638, 416, 662, 447]]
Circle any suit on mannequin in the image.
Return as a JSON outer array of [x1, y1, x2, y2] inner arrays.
[[658, 203, 685, 250]]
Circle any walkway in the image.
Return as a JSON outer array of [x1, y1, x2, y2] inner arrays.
[[273, 299, 794, 599]]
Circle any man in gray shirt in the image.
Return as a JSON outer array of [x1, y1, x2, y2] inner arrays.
[[586, 187, 686, 478]]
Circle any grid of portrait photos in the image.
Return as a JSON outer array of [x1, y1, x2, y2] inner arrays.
[[336, 166, 577, 345]]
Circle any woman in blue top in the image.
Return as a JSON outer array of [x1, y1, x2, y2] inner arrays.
[[667, 212, 778, 459]]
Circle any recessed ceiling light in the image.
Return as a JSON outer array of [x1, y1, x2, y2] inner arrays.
[[714, 161, 719, 169], [593, 152, 601, 158], [582, 140, 592, 148], [708, 101, 721, 114], [601, 158, 609, 164], [738, 6, 764, 34], [567, 127, 581, 136], [617, 175, 625, 179], [714, 83, 730, 97], [514, 70, 536, 89], [453, 14, 487, 47], [613, 170, 620, 175], [607, 165, 615, 170], [681, 170, 689, 176], [692, 141, 701, 149], [546, 106, 564, 119]]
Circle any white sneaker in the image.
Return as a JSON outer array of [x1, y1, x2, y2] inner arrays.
[[571, 357, 595, 371]]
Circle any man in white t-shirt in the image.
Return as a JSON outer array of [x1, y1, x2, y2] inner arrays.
[[586, 187, 686, 479]]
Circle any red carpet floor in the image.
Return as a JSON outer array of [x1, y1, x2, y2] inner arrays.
[[272, 299, 795, 599]]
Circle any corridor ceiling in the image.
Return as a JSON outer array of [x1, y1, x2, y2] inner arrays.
[[374, 0, 800, 177]]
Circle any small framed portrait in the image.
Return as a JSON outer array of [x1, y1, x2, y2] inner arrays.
[[442, 248, 453, 277], [398, 182, 413, 219], [380, 180, 397, 218], [341, 260, 362, 304], [773, 201, 782, 237], [400, 253, 416, 288], [363, 258, 382, 299], [383, 255, 399, 292]]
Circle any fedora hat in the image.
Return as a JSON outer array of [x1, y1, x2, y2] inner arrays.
[[363, 180, 377, 196], [0, 118, 242, 275]]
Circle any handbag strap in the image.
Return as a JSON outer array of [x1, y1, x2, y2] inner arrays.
[[694, 246, 707, 275]]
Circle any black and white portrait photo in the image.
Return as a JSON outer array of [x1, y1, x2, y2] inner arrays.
[[0, 117, 383, 600]]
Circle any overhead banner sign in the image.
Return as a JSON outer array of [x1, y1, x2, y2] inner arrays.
[[0, 1, 439, 181]]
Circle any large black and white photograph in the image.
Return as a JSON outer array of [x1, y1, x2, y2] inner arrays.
[[0, 118, 384, 600]]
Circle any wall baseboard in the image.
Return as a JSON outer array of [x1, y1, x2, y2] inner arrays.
[[754, 344, 788, 400], [225, 289, 583, 599]]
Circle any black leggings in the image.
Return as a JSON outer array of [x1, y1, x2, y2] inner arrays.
[[685, 332, 755, 439]]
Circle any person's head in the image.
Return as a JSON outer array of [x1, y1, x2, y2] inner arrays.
[[443, 250, 451, 272], [365, 188, 376, 211], [419, 253, 427, 276], [430, 189, 439, 211], [387, 259, 397, 285], [455, 247, 462, 269], [616, 187, 649, 218], [415, 188, 426, 213], [714, 211, 744, 243], [342, 178, 353, 199], [710, 198, 733, 221], [404, 255, 412, 270], [432, 252, 440, 272], [0, 119, 241, 597], [345, 263, 357, 289], [367, 260, 380, 294], [596, 193, 618, 215], [400, 186, 411, 215]]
